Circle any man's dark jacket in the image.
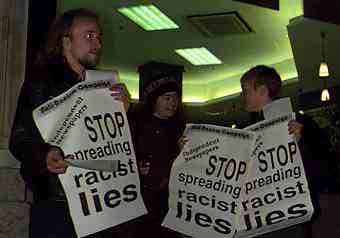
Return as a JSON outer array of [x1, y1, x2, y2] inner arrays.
[[9, 58, 81, 200]]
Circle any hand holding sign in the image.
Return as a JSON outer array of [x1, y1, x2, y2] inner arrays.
[[33, 73, 146, 237], [46, 147, 69, 174], [110, 83, 131, 111]]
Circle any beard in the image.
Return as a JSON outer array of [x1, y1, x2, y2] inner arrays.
[[79, 52, 101, 69]]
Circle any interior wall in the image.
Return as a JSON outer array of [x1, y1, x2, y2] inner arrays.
[[0, 1, 30, 237]]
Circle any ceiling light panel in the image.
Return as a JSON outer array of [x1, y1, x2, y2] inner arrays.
[[175, 47, 222, 65], [117, 4, 179, 31]]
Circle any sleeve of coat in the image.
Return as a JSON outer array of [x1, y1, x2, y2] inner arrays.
[[9, 78, 54, 178], [296, 113, 332, 189]]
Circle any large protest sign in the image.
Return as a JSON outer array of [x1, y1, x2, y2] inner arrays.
[[262, 97, 293, 120], [33, 78, 147, 237], [162, 124, 258, 238], [235, 114, 313, 238]]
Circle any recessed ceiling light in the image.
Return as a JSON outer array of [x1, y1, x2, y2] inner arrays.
[[117, 4, 179, 31], [175, 47, 222, 65]]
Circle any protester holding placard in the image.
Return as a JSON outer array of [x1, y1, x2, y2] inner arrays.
[[117, 74, 185, 238], [239, 65, 331, 237], [9, 8, 128, 238]]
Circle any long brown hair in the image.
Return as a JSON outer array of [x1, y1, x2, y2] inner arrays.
[[35, 8, 99, 67]]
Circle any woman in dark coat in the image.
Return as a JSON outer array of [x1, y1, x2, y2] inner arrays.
[[119, 74, 185, 238]]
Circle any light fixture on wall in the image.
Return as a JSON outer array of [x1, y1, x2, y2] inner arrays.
[[319, 31, 329, 77], [321, 88, 330, 102]]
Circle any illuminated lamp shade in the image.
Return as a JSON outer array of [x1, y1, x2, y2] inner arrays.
[[321, 88, 330, 101], [319, 32, 329, 77], [319, 62, 329, 77]]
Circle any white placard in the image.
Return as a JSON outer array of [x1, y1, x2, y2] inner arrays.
[[163, 117, 313, 238], [235, 115, 314, 238], [162, 124, 258, 238], [85, 69, 119, 82], [33, 76, 146, 237], [263, 97, 293, 120], [65, 159, 119, 172]]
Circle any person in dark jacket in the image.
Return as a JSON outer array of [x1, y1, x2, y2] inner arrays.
[[117, 74, 185, 238], [239, 65, 331, 238], [9, 8, 127, 238]]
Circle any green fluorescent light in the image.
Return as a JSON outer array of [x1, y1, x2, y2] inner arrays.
[[175, 47, 222, 65], [117, 4, 179, 31]]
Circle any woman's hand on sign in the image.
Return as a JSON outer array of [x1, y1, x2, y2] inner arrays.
[[178, 136, 188, 150], [110, 83, 131, 111], [288, 119, 303, 142], [138, 161, 151, 176]]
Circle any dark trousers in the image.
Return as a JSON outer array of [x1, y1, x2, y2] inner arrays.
[[254, 223, 308, 238], [29, 200, 116, 238], [116, 188, 181, 238]]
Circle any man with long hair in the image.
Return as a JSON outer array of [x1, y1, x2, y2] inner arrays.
[[9, 8, 124, 237]]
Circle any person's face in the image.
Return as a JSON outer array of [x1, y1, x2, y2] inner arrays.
[[240, 80, 268, 112], [64, 18, 102, 69], [153, 92, 179, 119]]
